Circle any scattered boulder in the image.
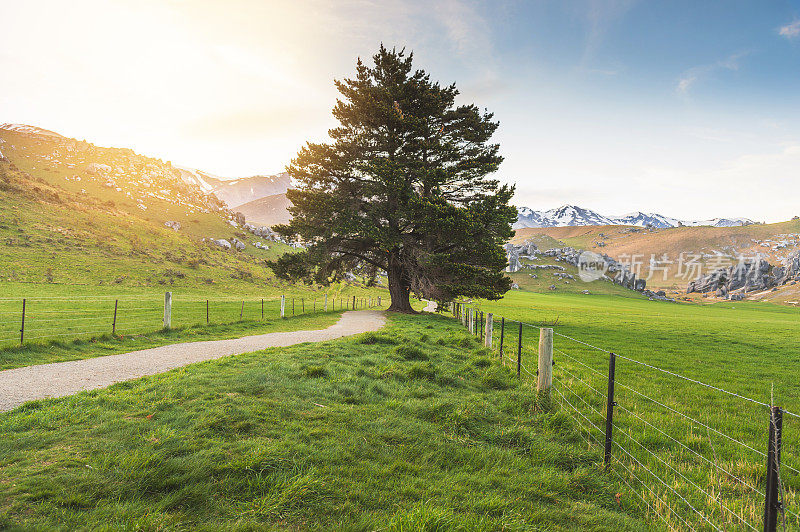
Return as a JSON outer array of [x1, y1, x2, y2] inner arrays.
[[211, 239, 231, 250], [85, 163, 111, 175], [687, 258, 786, 295], [164, 221, 181, 231], [232, 238, 246, 251]]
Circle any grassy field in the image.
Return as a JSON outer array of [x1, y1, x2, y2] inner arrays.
[[0, 313, 647, 530], [468, 289, 800, 529], [0, 309, 346, 372], [0, 282, 389, 354]]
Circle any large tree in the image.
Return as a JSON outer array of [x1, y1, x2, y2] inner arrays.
[[270, 46, 516, 313]]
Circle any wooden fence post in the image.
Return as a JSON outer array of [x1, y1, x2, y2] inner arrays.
[[112, 299, 118, 335], [163, 292, 172, 329], [20, 298, 26, 346], [764, 405, 783, 532], [352, 295, 356, 310], [280, 295, 285, 318], [537, 328, 553, 393], [485, 313, 493, 348], [325, 294, 328, 311], [604, 352, 617, 468], [516, 322, 523, 377]]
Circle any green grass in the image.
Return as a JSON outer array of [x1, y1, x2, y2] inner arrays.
[[468, 290, 800, 530], [0, 283, 389, 353], [0, 310, 346, 371], [0, 313, 648, 530]]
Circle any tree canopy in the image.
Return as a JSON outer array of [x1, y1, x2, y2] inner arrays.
[[270, 45, 516, 312]]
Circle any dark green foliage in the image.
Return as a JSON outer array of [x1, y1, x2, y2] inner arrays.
[[269, 46, 516, 312]]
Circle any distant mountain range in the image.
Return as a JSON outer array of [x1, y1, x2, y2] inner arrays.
[[176, 167, 291, 209], [515, 205, 754, 229]]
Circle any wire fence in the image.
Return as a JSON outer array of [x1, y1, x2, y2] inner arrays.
[[453, 302, 798, 532], [0, 293, 384, 349]]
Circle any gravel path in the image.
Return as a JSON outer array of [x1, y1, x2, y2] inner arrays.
[[0, 310, 385, 412]]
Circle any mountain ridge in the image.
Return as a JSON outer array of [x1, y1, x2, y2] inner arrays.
[[515, 204, 753, 229]]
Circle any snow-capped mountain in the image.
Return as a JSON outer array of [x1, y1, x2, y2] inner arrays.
[[514, 205, 753, 229], [176, 168, 291, 208]]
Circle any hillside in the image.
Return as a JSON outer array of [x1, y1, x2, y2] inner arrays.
[[513, 221, 800, 304], [0, 124, 297, 290], [235, 192, 292, 227]]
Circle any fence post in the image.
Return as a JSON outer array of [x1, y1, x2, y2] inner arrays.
[[261, 298, 264, 320], [302, 298, 305, 313], [764, 405, 783, 532], [516, 322, 523, 377], [480, 312, 484, 340], [537, 328, 553, 393], [207, 300, 209, 324], [352, 295, 356, 310], [240, 301, 244, 320], [485, 313, 493, 348], [604, 352, 617, 468], [112, 299, 118, 335], [378, 296, 381, 307], [280, 295, 285, 318], [499, 317, 505, 361], [20, 298, 26, 345], [163, 292, 172, 329], [325, 294, 329, 311], [292, 298, 295, 316]]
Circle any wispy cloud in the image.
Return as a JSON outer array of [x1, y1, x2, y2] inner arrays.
[[779, 20, 800, 39], [676, 52, 747, 94]]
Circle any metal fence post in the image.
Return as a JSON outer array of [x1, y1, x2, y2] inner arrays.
[[604, 352, 617, 467], [764, 405, 783, 532], [240, 301, 244, 320], [302, 298, 305, 313], [499, 317, 505, 361], [353, 295, 356, 310], [261, 298, 264, 320], [516, 322, 522, 377], [20, 298, 26, 345], [163, 292, 172, 329], [292, 298, 295, 316], [207, 299, 209, 324], [112, 299, 118, 335]]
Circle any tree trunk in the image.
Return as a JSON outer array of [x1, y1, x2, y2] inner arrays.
[[387, 253, 416, 313]]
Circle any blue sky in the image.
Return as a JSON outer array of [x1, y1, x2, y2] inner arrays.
[[2, 0, 799, 221]]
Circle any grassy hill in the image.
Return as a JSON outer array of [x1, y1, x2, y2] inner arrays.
[[513, 221, 800, 304], [0, 125, 297, 290]]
